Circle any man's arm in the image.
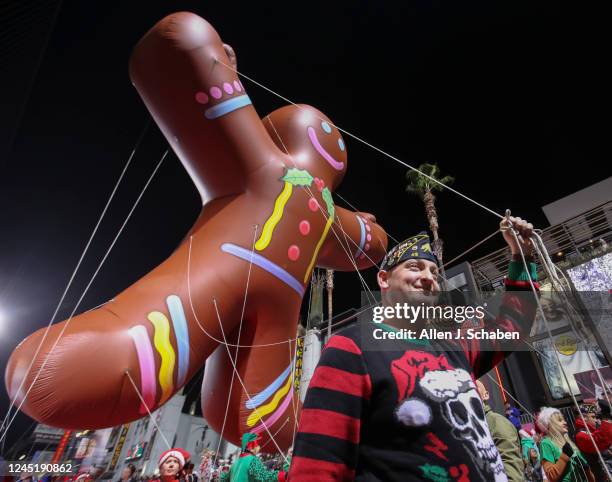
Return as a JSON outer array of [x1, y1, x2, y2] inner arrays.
[[460, 217, 539, 378], [289, 334, 372, 481], [316, 207, 388, 271]]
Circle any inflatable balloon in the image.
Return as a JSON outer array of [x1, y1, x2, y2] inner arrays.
[[5, 12, 388, 450]]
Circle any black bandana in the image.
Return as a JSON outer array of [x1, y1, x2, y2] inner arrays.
[[380, 232, 439, 271]]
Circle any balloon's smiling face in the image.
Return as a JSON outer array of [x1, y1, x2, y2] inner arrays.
[[306, 119, 346, 173], [264, 105, 347, 190]]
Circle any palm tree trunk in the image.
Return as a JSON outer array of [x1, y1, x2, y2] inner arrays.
[[423, 190, 447, 288]]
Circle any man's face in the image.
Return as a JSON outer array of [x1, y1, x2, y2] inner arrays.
[[475, 380, 489, 402], [378, 258, 440, 307], [584, 412, 599, 427]]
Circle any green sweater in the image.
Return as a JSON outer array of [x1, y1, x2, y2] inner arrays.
[[484, 403, 524, 482], [220, 454, 280, 482], [540, 437, 590, 482]]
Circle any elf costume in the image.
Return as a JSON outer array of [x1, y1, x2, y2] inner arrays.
[[220, 433, 286, 482]]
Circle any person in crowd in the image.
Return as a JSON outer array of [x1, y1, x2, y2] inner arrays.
[[600, 399, 612, 478], [75, 467, 102, 482], [199, 449, 216, 481], [524, 446, 544, 482], [157, 448, 191, 482], [537, 407, 594, 482], [220, 433, 286, 481], [290, 218, 538, 481], [281, 448, 291, 474], [117, 464, 137, 482], [182, 463, 198, 482], [505, 401, 523, 431], [475, 380, 523, 481], [520, 429, 543, 482], [574, 402, 612, 480]]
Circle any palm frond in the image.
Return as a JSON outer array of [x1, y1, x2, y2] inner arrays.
[[406, 163, 454, 197], [405, 184, 425, 199], [440, 175, 455, 186]]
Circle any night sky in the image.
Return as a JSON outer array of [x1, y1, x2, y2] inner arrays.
[[0, 0, 609, 451]]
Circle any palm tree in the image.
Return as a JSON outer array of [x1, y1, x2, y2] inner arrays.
[[405, 163, 454, 281]]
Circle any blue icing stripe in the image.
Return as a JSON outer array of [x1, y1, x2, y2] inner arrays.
[[338, 138, 345, 151], [246, 363, 293, 409], [355, 216, 366, 258], [221, 243, 305, 296], [205, 95, 252, 119], [166, 295, 190, 387], [321, 121, 332, 134]]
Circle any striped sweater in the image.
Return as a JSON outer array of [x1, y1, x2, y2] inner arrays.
[[289, 261, 538, 481]]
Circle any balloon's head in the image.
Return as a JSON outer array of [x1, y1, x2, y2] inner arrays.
[[264, 104, 347, 190]]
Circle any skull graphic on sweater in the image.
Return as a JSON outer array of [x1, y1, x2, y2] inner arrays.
[[390, 351, 507, 482], [420, 368, 506, 482]]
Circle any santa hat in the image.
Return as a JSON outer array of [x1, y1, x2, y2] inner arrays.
[[536, 407, 561, 434], [158, 448, 190, 470]]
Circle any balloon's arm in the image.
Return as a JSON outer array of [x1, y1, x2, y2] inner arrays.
[[316, 206, 388, 271], [129, 12, 275, 200]]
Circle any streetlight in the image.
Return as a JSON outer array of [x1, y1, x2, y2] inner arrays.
[[0, 306, 9, 339]]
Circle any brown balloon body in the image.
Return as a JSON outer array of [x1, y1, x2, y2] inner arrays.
[[4, 12, 388, 451]]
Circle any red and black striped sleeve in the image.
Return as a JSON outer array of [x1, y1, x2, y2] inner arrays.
[[289, 334, 372, 481], [462, 256, 539, 379]]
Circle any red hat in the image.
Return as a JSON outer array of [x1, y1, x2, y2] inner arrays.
[[159, 448, 190, 470]]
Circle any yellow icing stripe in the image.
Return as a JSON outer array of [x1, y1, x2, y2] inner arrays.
[[303, 216, 334, 283], [255, 182, 293, 251], [147, 311, 176, 404], [246, 373, 293, 427]]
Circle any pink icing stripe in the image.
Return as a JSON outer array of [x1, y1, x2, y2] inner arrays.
[[252, 389, 293, 434], [128, 326, 157, 414], [307, 127, 345, 171]]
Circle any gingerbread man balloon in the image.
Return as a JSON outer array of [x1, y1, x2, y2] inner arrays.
[[5, 12, 388, 450]]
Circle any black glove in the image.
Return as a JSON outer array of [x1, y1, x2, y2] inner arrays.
[[562, 442, 575, 458]]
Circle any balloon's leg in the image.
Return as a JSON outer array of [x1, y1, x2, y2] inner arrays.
[[201, 302, 301, 452], [5, 241, 243, 429]]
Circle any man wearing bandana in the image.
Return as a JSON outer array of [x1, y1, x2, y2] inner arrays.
[[289, 217, 538, 481]]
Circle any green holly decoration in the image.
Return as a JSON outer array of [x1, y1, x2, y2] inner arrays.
[[419, 464, 450, 482], [321, 187, 335, 220], [280, 168, 314, 187]]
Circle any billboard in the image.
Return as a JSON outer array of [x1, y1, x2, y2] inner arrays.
[[574, 366, 612, 402]]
